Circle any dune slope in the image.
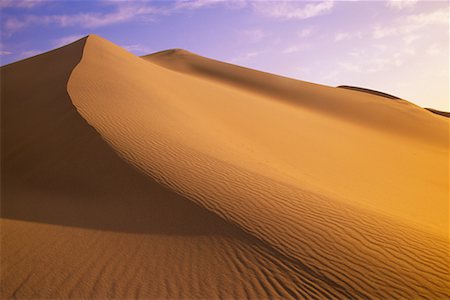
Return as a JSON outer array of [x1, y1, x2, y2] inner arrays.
[[1, 35, 449, 299], [1, 39, 312, 300]]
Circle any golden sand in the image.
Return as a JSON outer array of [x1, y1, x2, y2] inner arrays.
[[1, 35, 448, 299]]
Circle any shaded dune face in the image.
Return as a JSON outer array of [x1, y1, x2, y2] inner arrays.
[[1, 38, 313, 299], [1, 35, 449, 299], [0, 39, 231, 236]]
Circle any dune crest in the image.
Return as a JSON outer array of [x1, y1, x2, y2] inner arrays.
[[1, 34, 449, 299]]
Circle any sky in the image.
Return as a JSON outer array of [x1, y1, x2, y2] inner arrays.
[[1, 0, 448, 111]]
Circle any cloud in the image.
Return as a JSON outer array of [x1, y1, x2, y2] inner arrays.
[[53, 34, 85, 47], [2, 0, 334, 37], [252, 1, 334, 20], [406, 9, 448, 26], [0, 0, 46, 8], [3, 2, 162, 35], [0, 51, 12, 56], [372, 8, 448, 39], [20, 49, 42, 58], [386, 0, 418, 10], [3, 18, 29, 33], [123, 44, 153, 55], [174, 0, 227, 10], [282, 44, 309, 54], [339, 46, 416, 75]]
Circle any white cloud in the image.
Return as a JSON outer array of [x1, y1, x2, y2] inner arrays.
[[53, 34, 85, 48], [386, 0, 418, 10], [372, 8, 448, 39], [406, 9, 448, 26], [0, 51, 12, 56], [252, 1, 334, 20]]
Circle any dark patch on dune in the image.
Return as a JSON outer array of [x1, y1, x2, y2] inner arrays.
[[425, 108, 450, 118], [0, 38, 238, 236], [337, 85, 401, 100]]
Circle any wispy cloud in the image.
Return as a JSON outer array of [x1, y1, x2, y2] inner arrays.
[[282, 44, 309, 54], [174, 0, 227, 10], [3, 0, 334, 37], [338, 45, 417, 75], [123, 44, 153, 55], [372, 8, 448, 39], [252, 1, 334, 20], [385, 0, 418, 10], [0, 0, 46, 8], [3, 2, 162, 35], [0, 51, 12, 56], [335, 31, 363, 42], [20, 49, 42, 59]]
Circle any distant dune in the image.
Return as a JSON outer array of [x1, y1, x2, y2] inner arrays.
[[1, 35, 449, 299], [336, 85, 450, 118]]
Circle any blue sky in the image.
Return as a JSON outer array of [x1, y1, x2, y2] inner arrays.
[[1, 0, 448, 110]]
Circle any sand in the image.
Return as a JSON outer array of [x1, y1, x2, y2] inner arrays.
[[1, 35, 448, 299]]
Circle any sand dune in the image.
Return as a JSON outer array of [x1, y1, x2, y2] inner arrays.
[[1, 35, 449, 299]]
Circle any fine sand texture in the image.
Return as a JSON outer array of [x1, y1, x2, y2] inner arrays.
[[1, 35, 449, 299]]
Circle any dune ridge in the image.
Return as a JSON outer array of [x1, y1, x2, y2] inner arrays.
[[1, 35, 449, 299], [336, 85, 401, 100]]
